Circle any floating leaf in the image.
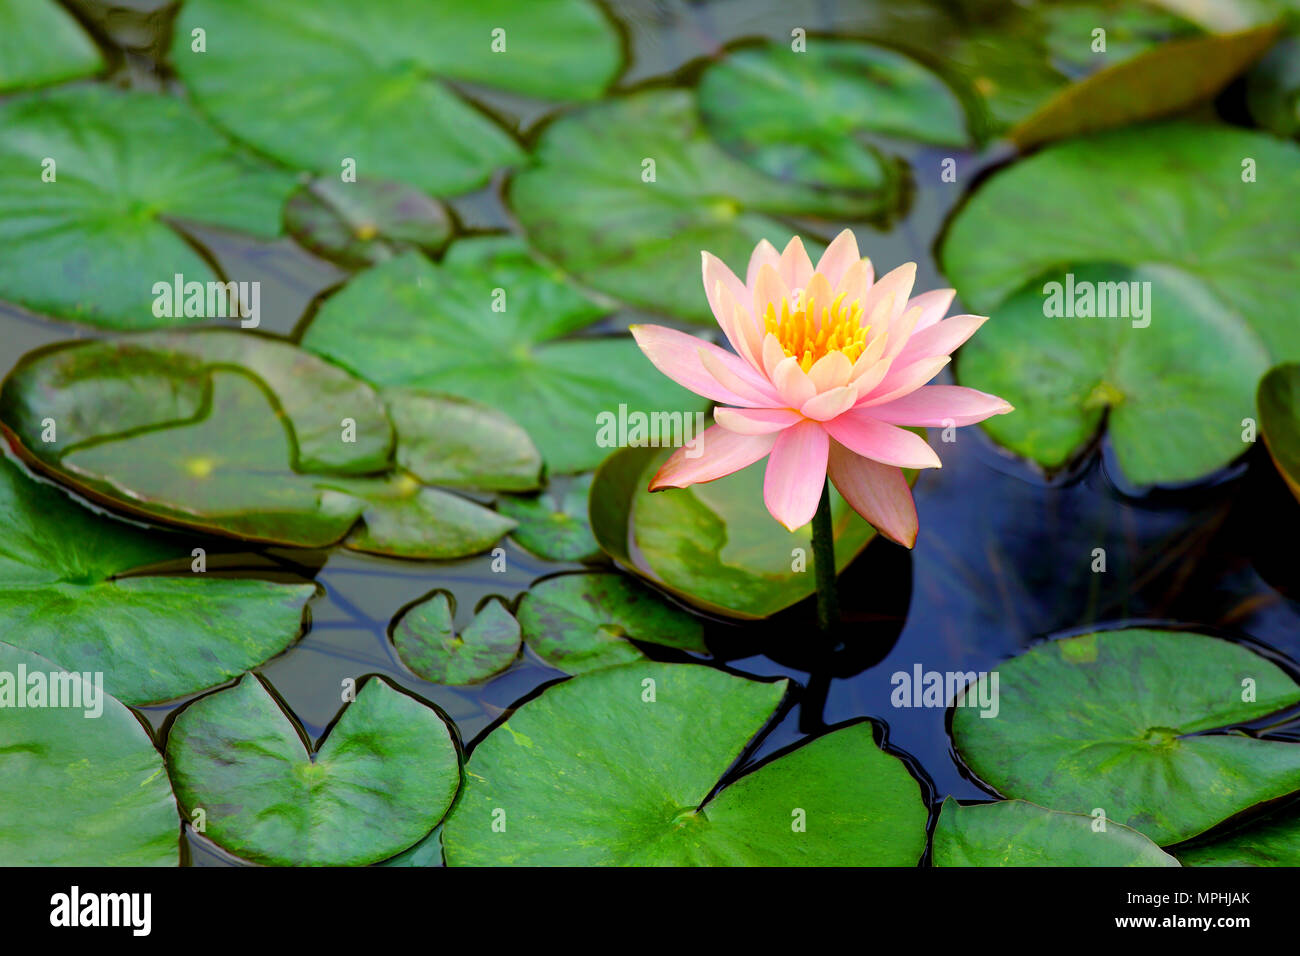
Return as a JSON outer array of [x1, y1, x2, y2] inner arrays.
[[1176, 803, 1300, 866], [1258, 363, 1300, 501], [391, 592, 520, 684], [325, 471, 515, 560], [284, 178, 452, 268], [385, 388, 541, 492], [0, 330, 411, 548], [166, 675, 460, 866], [1247, 36, 1300, 140], [442, 663, 927, 865], [590, 446, 883, 619], [942, 123, 1300, 484], [932, 798, 1178, 867], [499, 474, 600, 562], [698, 39, 966, 196], [0, 86, 295, 328], [951, 629, 1300, 845], [171, 0, 621, 195], [516, 572, 706, 674], [0, 456, 312, 705], [0, 0, 102, 92], [300, 238, 706, 473], [0, 642, 179, 865], [1007, 24, 1279, 148], [509, 89, 896, 323]]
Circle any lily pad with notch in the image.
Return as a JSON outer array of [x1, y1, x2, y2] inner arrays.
[[516, 572, 707, 674], [442, 662, 928, 865], [498, 473, 600, 562], [390, 591, 520, 685], [171, 0, 621, 196], [165, 674, 461, 866], [951, 628, 1300, 845], [942, 123, 1300, 485], [284, 177, 453, 268], [0, 86, 295, 328]]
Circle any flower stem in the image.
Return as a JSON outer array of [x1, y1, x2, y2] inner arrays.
[[810, 479, 840, 634]]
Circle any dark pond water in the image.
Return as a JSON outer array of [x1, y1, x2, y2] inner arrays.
[[4, 0, 1298, 866]]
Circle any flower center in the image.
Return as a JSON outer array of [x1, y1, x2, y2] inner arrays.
[[763, 290, 868, 372]]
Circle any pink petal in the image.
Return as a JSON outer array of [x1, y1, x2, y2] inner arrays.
[[827, 443, 918, 548], [763, 420, 830, 530], [858, 355, 950, 408], [894, 314, 988, 366], [704, 252, 762, 367], [880, 305, 923, 366], [753, 262, 790, 318], [631, 324, 770, 408], [814, 229, 861, 288], [761, 332, 788, 379], [836, 257, 873, 304], [859, 263, 916, 333], [808, 349, 852, 391], [804, 270, 835, 316], [800, 384, 858, 422], [698, 346, 783, 406], [779, 236, 814, 291], [822, 410, 941, 469], [746, 239, 781, 288], [906, 288, 956, 332], [865, 385, 1014, 427], [772, 355, 817, 408], [714, 406, 803, 434], [650, 425, 777, 489]]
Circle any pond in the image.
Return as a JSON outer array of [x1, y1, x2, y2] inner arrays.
[[3, 0, 1300, 868]]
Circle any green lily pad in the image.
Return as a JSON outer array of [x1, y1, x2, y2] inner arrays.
[[300, 238, 707, 473], [590, 446, 882, 619], [385, 388, 541, 492], [1247, 36, 1300, 140], [499, 474, 600, 562], [165, 674, 461, 866], [0, 642, 179, 865], [1258, 363, 1300, 501], [442, 663, 927, 865], [324, 471, 515, 560], [942, 123, 1300, 484], [171, 0, 621, 196], [1176, 803, 1300, 866], [284, 178, 452, 268], [516, 572, 706, 674], [0, 456, 313, 705], [951, 629, 1300, 846], [932, 798, 1179, 867], [0, 0, 102, 92], [391, 592, 520, 684], [508, 89, 897, 323], [0, 330, 407, 547], [0, 86, 295, 328], [698, 39, 966, 196]]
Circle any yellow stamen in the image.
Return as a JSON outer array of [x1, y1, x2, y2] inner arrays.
[[763, 286, 869, 372]]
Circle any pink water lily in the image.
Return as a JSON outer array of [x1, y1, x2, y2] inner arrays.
[[630, 230, 1012, 546]]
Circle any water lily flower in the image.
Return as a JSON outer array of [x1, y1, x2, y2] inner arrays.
[[630, 230, 1012, 546]]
